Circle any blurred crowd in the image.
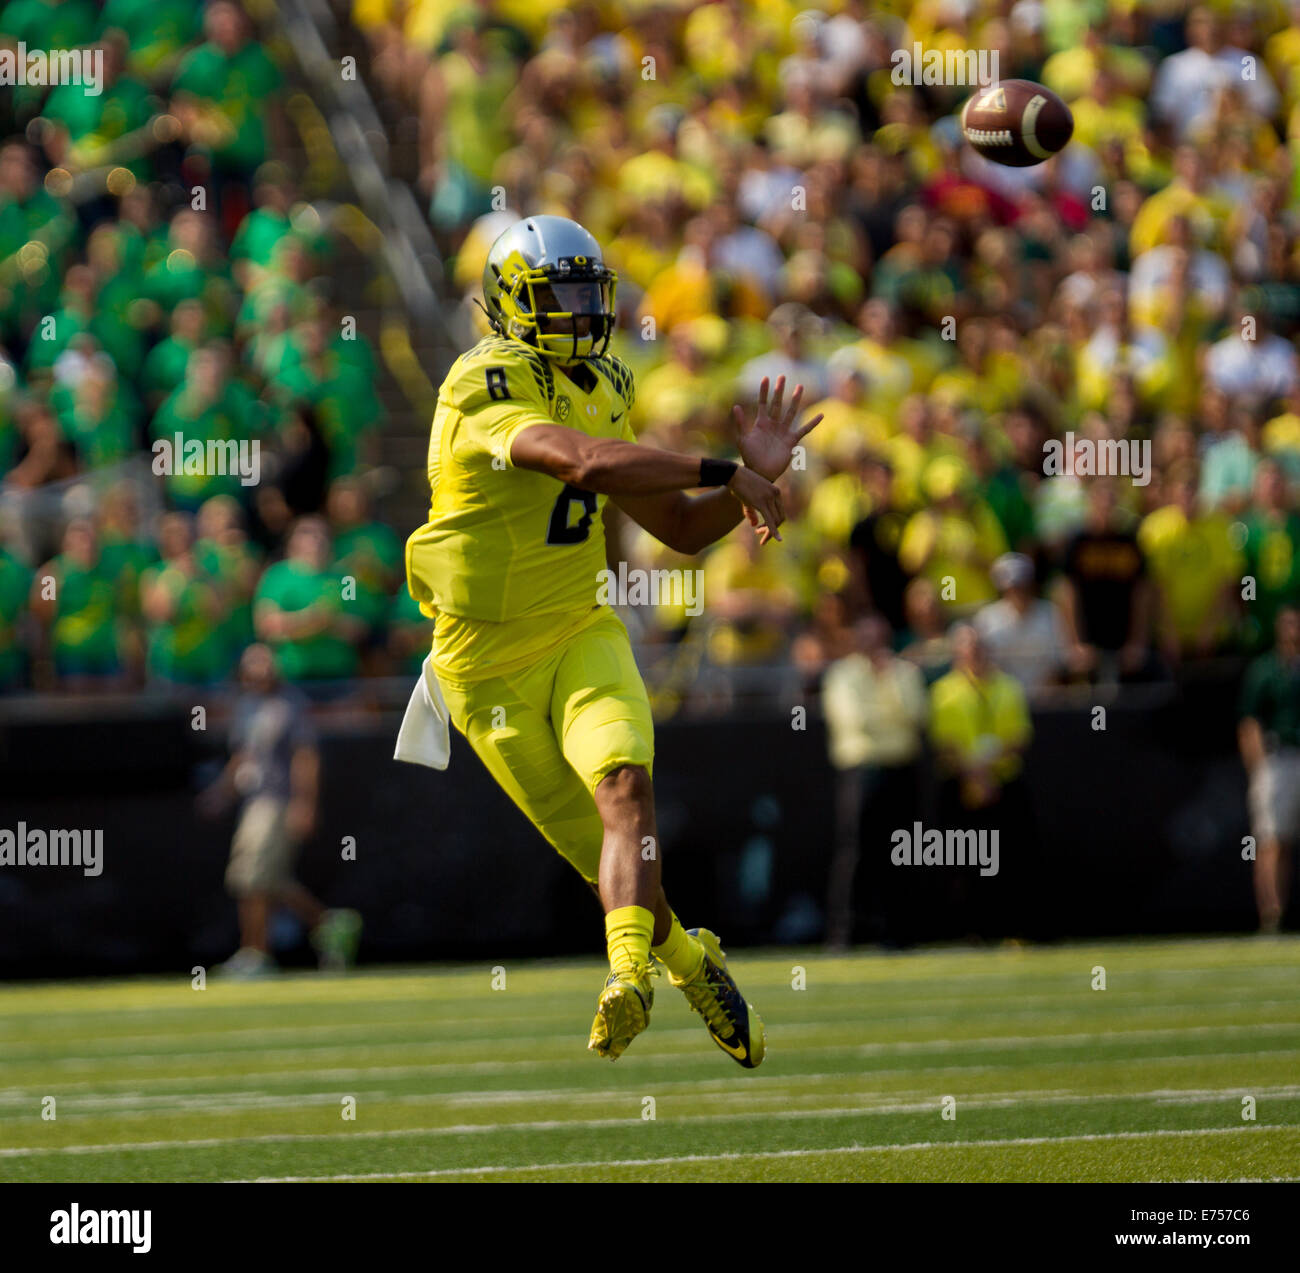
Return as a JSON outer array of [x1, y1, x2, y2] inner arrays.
[[355, 0, 1300, 703], [7, 0, 1300, 701], [0, 0, 414, 692]]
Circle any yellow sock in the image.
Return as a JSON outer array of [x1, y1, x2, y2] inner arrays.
[[652, 912, 705, 982], [605, 905, 655, 976]]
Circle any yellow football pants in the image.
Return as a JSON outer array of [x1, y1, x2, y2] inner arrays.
[[436, 608, 655, 885]]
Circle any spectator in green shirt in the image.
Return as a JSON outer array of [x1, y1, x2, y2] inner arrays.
[[317, 300, 377, 382], [51, 356, 142, 469], [211, 340, 270, 439], [30, 517, 124, 686], [142, 210, 237, 330], [140, 512, 226, 684], [976, 406, 1042, 555], [24, 266, 106, 377], [0, 0, 97, 47], [113, 184, 167, 280], [1239, 605, 1300, 935], [86, 220, 154, 353], [0, 537, 32, 689], [151, 346, 248, 509], [388, 585, 434, 678], [99, 0, 202, 78], [328, 477, 402, 657], [1241, 460, 1300, 652], [0, 142, 76, 344], [235, 235, 317, 345], [270, 316, 383, 479], [170, 0, 284, 180], [97, 479, 159, 620], [0, 0, 99, 117], [242, 296, 295, 384], [254, 516, 363, 686], [37, 35, 156, 181], [195, 493, 261, 670], [230, 172, 296, 287], [141, 298, 207, 409], [274, 298, 377, 386]]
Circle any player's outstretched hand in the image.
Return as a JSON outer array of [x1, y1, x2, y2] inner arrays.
[[728, 465, 785, 544], [732, 375, 823, 481]]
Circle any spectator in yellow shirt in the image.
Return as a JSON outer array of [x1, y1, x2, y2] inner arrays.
[[806, 363, 889, 465], [931, 625, 1033, 807], [836, 298, 937, 416], [636, 322, 728, 433], [929, 624, 1035, 940], [701, 529, 800, 667], [822, 614, 928, 948], [638, 216, 720, 335], [898, 457, 1009, 613], [1138, 463, 1245, 661], [1129, 146, 1233, 258]]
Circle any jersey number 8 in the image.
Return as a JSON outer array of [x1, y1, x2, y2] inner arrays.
[[547, 485, 596, 545]]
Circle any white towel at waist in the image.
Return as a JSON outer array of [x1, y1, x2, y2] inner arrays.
[[393, 652, 450, 770]]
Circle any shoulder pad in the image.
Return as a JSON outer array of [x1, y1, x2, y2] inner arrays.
[[444, 336, 555, 412], [590, 354, 635, 410]]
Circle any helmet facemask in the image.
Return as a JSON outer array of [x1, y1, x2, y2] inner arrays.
[[491, 261, 617, 361]]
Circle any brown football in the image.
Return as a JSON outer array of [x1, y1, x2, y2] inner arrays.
[[960, 79, 1073, 167]]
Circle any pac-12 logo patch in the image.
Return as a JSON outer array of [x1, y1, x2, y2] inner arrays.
[[555, 394, 572, 421]]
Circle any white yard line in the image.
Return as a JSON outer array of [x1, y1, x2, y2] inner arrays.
[[5, 1087, 1299, 1158], [3, 1018, 1299, 1078], [231, 1123, 1299, 1182], [4, 1079, 1300, 1122], [4, 965, 1298, 1022], [1, 1043, 1298, 1103], [0, 941, 1293, 1021], [5, 986, 1294, 1056]]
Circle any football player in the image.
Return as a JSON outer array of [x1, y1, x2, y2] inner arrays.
[[406, 215, 820, 1063]]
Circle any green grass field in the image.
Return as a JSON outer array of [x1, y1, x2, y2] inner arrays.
[[2, 936, 1298, 1183]]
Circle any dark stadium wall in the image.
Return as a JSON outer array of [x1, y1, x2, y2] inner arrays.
[[0, 679, 1269, 978]]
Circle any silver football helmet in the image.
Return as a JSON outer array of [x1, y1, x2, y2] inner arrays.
[[481, 215, 617, 361]]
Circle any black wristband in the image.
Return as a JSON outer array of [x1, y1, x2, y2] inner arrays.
[[700, 457, 738, 487]]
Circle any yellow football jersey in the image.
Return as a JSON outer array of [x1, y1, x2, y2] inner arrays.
[[405, 335, 637, 680]]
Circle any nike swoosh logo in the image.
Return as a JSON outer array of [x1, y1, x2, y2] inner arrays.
[[611, 412, 623, 422], [712, 1033, 747, 1060]]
